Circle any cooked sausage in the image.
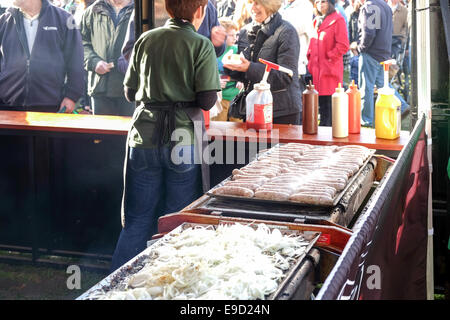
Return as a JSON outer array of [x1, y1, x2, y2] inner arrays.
[[254, 190, 291, 201], [289, 192, 334, 205], [223, 181, 261, 191], [294, 186, 336, 198], [212, 186, 254, 197]]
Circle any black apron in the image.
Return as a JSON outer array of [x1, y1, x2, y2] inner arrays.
[[120, 102, 209, 228]]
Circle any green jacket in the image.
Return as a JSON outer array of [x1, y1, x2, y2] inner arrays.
[[80, 0, 134, 97]]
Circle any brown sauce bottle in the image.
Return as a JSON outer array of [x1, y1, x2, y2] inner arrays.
[[302, 81, 319, 134]]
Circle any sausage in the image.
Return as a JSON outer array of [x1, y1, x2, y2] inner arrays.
[[294, 186, 336, 198], [289, 192, 334, 205], [254, 190, 291, 201], [223, 181, 261, 191], [232, 175, 269, 184], [232, 169, 277, 178], [313, 171, 349, 182], [212, 186, 254, 197], [310, 179, 346, 191], [240, 167, 281, 175]]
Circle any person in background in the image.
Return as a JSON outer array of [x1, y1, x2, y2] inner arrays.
[[350, 46, 359, 85], [117, 8, 134, 74], [347, 0, 361, 44], [232, 0, 252, 30], [224, 0, 302, 125], [279, 0, 314, 94], [80, 0, 135, 116], [217, 0, 236, 18], [307, 0, 349, 126], [110, 0, 220, 272], [389, 0, 408, 61], [198, 0, 227, 57], [64, 0, 77, 14], [335, 0, 348, 25], [213, 18, 241, 121], [352, 0, 393, 126], [0, 0, 84, 112]]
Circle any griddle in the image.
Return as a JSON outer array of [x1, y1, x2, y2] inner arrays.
[[207, 147, 376, 208]]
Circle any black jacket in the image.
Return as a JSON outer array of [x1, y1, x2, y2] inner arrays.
[[357, 0, 393, 62], [225, 12, 301, 119], [0, 0, 84, 108]]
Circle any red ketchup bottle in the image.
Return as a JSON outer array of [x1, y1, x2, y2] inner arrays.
[[346, 80, 361, 134], [302, 81, 319, 134]]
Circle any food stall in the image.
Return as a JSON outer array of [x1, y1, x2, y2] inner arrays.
[[0, 0, 439, 301]]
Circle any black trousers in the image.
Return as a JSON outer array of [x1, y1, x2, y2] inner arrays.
[[318, 95, 332, 126], [274, 112, 301, 125]]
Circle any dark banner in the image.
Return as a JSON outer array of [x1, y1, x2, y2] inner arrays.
[[317, 116, 429, 300]]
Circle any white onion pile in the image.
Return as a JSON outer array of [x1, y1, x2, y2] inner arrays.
[[96, 223, 310, 300]]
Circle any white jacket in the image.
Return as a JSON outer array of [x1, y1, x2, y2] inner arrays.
[[279, 0, 314, 76]]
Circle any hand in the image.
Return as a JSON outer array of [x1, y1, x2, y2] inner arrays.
[[59, 97, 76, 113], [95, 60, 113, 75], [223, 56, 251, 73], [350, 41, 358, 51], [211, 25, 227, 48], [220, 79, 228, 88], [236, 82, 244, 90]]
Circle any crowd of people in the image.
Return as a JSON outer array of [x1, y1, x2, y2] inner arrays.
[[0, 0, 412, 270], [0, 0, 411, 125]]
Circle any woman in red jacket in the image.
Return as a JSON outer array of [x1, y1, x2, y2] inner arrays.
[[307, 0, 349, 126]]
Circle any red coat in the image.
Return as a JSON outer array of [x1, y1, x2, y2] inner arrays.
[[307, 11, 349, 96]]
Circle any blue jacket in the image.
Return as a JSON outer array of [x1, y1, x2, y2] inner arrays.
[[357, 0, 392, 62], [198, 0, 226, 57], [0, 0, 84, 108]]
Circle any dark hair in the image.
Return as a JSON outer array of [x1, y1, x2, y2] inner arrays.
[[314, 1, 336, 17], [165, 0, 208, 22]]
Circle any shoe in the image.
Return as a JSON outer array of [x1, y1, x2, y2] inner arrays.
[[361, 121, 373, 128]]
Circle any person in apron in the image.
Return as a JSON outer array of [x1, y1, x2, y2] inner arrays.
[[110, 0, 221, 272]]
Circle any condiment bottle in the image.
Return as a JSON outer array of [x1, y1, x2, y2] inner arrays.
[[346, 80, 361, 134], [246, 59, 294, 131], [375, 60, 401, 139], [332, 83, 349, 138], [302, 81, 319, 134]]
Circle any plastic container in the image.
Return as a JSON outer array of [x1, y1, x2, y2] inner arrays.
[[246, 82, 273, 130], [375, 60, 401, 139], [302, 81, 319, 134], [246, 58, 293, 131], [346, 80, 361, 134], [332, 83, 349, 138]]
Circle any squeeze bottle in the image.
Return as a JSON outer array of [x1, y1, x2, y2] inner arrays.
[[375, 60, 401, 139], [332, 83, 349, 138], [302, 81, 319, 134], [245, 58, 293, 131], [346, 80, 361, 134]]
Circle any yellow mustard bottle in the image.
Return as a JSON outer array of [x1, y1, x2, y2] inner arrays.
[[375, 60, 401, 140]]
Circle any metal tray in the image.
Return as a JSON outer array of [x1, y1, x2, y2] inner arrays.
[[207, 146, 376, 208], [78, 222, 320, 300]]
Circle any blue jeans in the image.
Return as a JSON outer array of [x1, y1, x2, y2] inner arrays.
[[359, 53, 409, 126], [110, 145, 201, 271]]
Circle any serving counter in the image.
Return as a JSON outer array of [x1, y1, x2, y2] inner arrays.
[[0, 111, 409, 267]]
